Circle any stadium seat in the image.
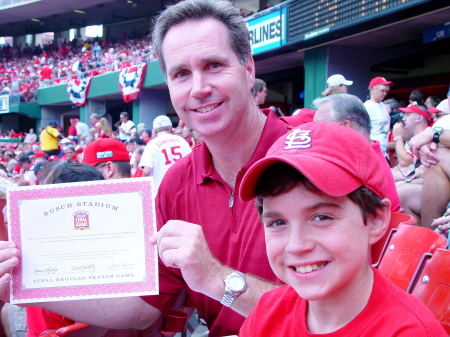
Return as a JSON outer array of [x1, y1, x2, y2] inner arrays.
[[407, 248, 450, 334], [375, 224, 448, 291], [371, 212, 417, 265]]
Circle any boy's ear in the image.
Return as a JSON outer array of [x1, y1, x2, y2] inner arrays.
[[368, 198, 391, 246]]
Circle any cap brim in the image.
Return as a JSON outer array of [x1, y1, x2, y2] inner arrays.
[[240, 154, 362, 202], [343, 80, 353, 86]]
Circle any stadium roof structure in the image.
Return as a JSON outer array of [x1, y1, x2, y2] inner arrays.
[[0, 0, 168, 37], [0, 0, 261, 37]]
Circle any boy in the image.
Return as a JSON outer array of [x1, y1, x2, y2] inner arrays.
[[239, 122, 446, 336]]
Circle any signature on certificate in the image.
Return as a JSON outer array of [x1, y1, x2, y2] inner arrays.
[[70, 264, 96, 274], [108, 262, 135, 271], [34, 267, 58, 275]]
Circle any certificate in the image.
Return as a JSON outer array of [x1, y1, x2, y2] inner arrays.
[[7, 177, 158, 304]]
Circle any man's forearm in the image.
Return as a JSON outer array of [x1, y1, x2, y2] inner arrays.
[[37, 296, 161, 330], [197, 262, 280, 317]]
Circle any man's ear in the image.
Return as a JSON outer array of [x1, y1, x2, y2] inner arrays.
[[105, 161, 115, 179], [342, 120, 352, 128], [368, 198, 391, 246]]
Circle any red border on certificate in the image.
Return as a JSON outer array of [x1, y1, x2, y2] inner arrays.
[[7, 178, 157, 303]]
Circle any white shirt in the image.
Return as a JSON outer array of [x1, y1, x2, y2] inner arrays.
[[364, 100, 390, 157], [434, 115, 450, 130], [119, 120, 135, 141], [139, 134, 192, 193]]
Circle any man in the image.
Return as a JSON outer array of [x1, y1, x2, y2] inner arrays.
[[252, 78, 267, 106], [312, 93, 401, 212], [40, 120, 63, 156], [0, 1, 289, 335], [82, 138, 132, 179], [117, 112, 135, 142], [392, 104, 431, 226], [13, 155, 35, 186], [364, 77, 393, 158], [181, 126, 193, 146], [409, 114, 450, 228], [89, 113, 100, 127], [72, 118, 90, 144], [4, 151, 17, 174], [139, 115, 191, 193]]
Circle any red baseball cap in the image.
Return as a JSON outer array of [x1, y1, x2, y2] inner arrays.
[[239, 122, 387, 202], [399, 104, 431, 120], [82, 138, 130, 166], [369, 77, 393, 89], [72, 118, 79, 123], [280, 109, 316, 126], [34, 151, 47, 159]]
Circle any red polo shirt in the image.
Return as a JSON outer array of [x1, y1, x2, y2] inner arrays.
[[142, 111, 291, 337]]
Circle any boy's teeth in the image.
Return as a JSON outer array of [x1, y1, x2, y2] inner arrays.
[[294, 262, 327, 274]]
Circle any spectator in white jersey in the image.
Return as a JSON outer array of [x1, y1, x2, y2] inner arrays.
[[139, 115, 191, 193]]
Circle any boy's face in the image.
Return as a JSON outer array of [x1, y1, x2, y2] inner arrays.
[[261, 185, 377, 302]]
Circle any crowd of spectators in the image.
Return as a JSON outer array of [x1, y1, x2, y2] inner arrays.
[[0, 32, 158, 103]]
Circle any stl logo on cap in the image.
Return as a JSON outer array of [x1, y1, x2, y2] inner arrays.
[[284, 129, 313, 150]]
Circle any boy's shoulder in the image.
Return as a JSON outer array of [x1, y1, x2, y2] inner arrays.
[[240, 270, 446, 337]]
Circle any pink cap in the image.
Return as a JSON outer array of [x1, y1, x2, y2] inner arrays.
[[240, 122, 387, 202], [369, 77, 393, 89]]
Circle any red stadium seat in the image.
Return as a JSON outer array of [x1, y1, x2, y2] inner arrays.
[[407, 248, 450, 334], [371, 212, 417, 265], [375, 224, 448, 291]]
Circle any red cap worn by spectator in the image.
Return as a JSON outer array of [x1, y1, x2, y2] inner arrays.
[[239, 122, 387, 202], [280, 109, 316, 126], [72, 118, 79, 123], [82, 138, 130, 166], [399, 104, 431, 121], [369, 77, 394, 89], [34, 151, 47, 159]]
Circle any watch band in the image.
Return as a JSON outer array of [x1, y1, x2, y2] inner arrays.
[[220, 290, 236, 307], [220, 271, 247, 308], [394, 136, 403, 142], [432, 127, 444, 144]]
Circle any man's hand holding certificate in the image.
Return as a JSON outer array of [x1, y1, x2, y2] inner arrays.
[[6, 178, 158, 303]]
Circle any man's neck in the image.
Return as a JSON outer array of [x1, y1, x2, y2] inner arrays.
[[205, 106, 267, 190]]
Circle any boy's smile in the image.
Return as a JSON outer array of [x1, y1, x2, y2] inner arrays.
[[261, 185, 376, 303]]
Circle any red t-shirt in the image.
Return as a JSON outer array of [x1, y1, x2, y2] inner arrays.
[[142, 111, 291, 336], [240, 268, 447, 336], [40, 67, 53, 80]]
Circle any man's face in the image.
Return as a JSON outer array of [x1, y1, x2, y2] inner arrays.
[[255, 86, 267, 106], [424, 97, 435, 109], [162, 18, 255, 139], [370, 85, 389, 103], [65, 149, 75, 160], [120, 114, 128, 122], [261, 185, 375, 302], [182, 126, 192, 139], [402, 112, 418, 139]]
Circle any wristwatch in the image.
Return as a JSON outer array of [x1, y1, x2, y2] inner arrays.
[[220, 271, 247, 307], [432, 126, 444, 144]]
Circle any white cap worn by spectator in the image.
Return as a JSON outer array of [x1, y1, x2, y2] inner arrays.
[[153, 115, 172, 129], [327, 74, 353, 87]]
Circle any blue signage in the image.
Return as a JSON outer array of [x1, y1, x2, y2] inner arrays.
[[247, 8, 287, 55], [423, 22, 450, 44]]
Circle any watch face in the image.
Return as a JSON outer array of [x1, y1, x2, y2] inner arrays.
[[229, 275, 246, 291]]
